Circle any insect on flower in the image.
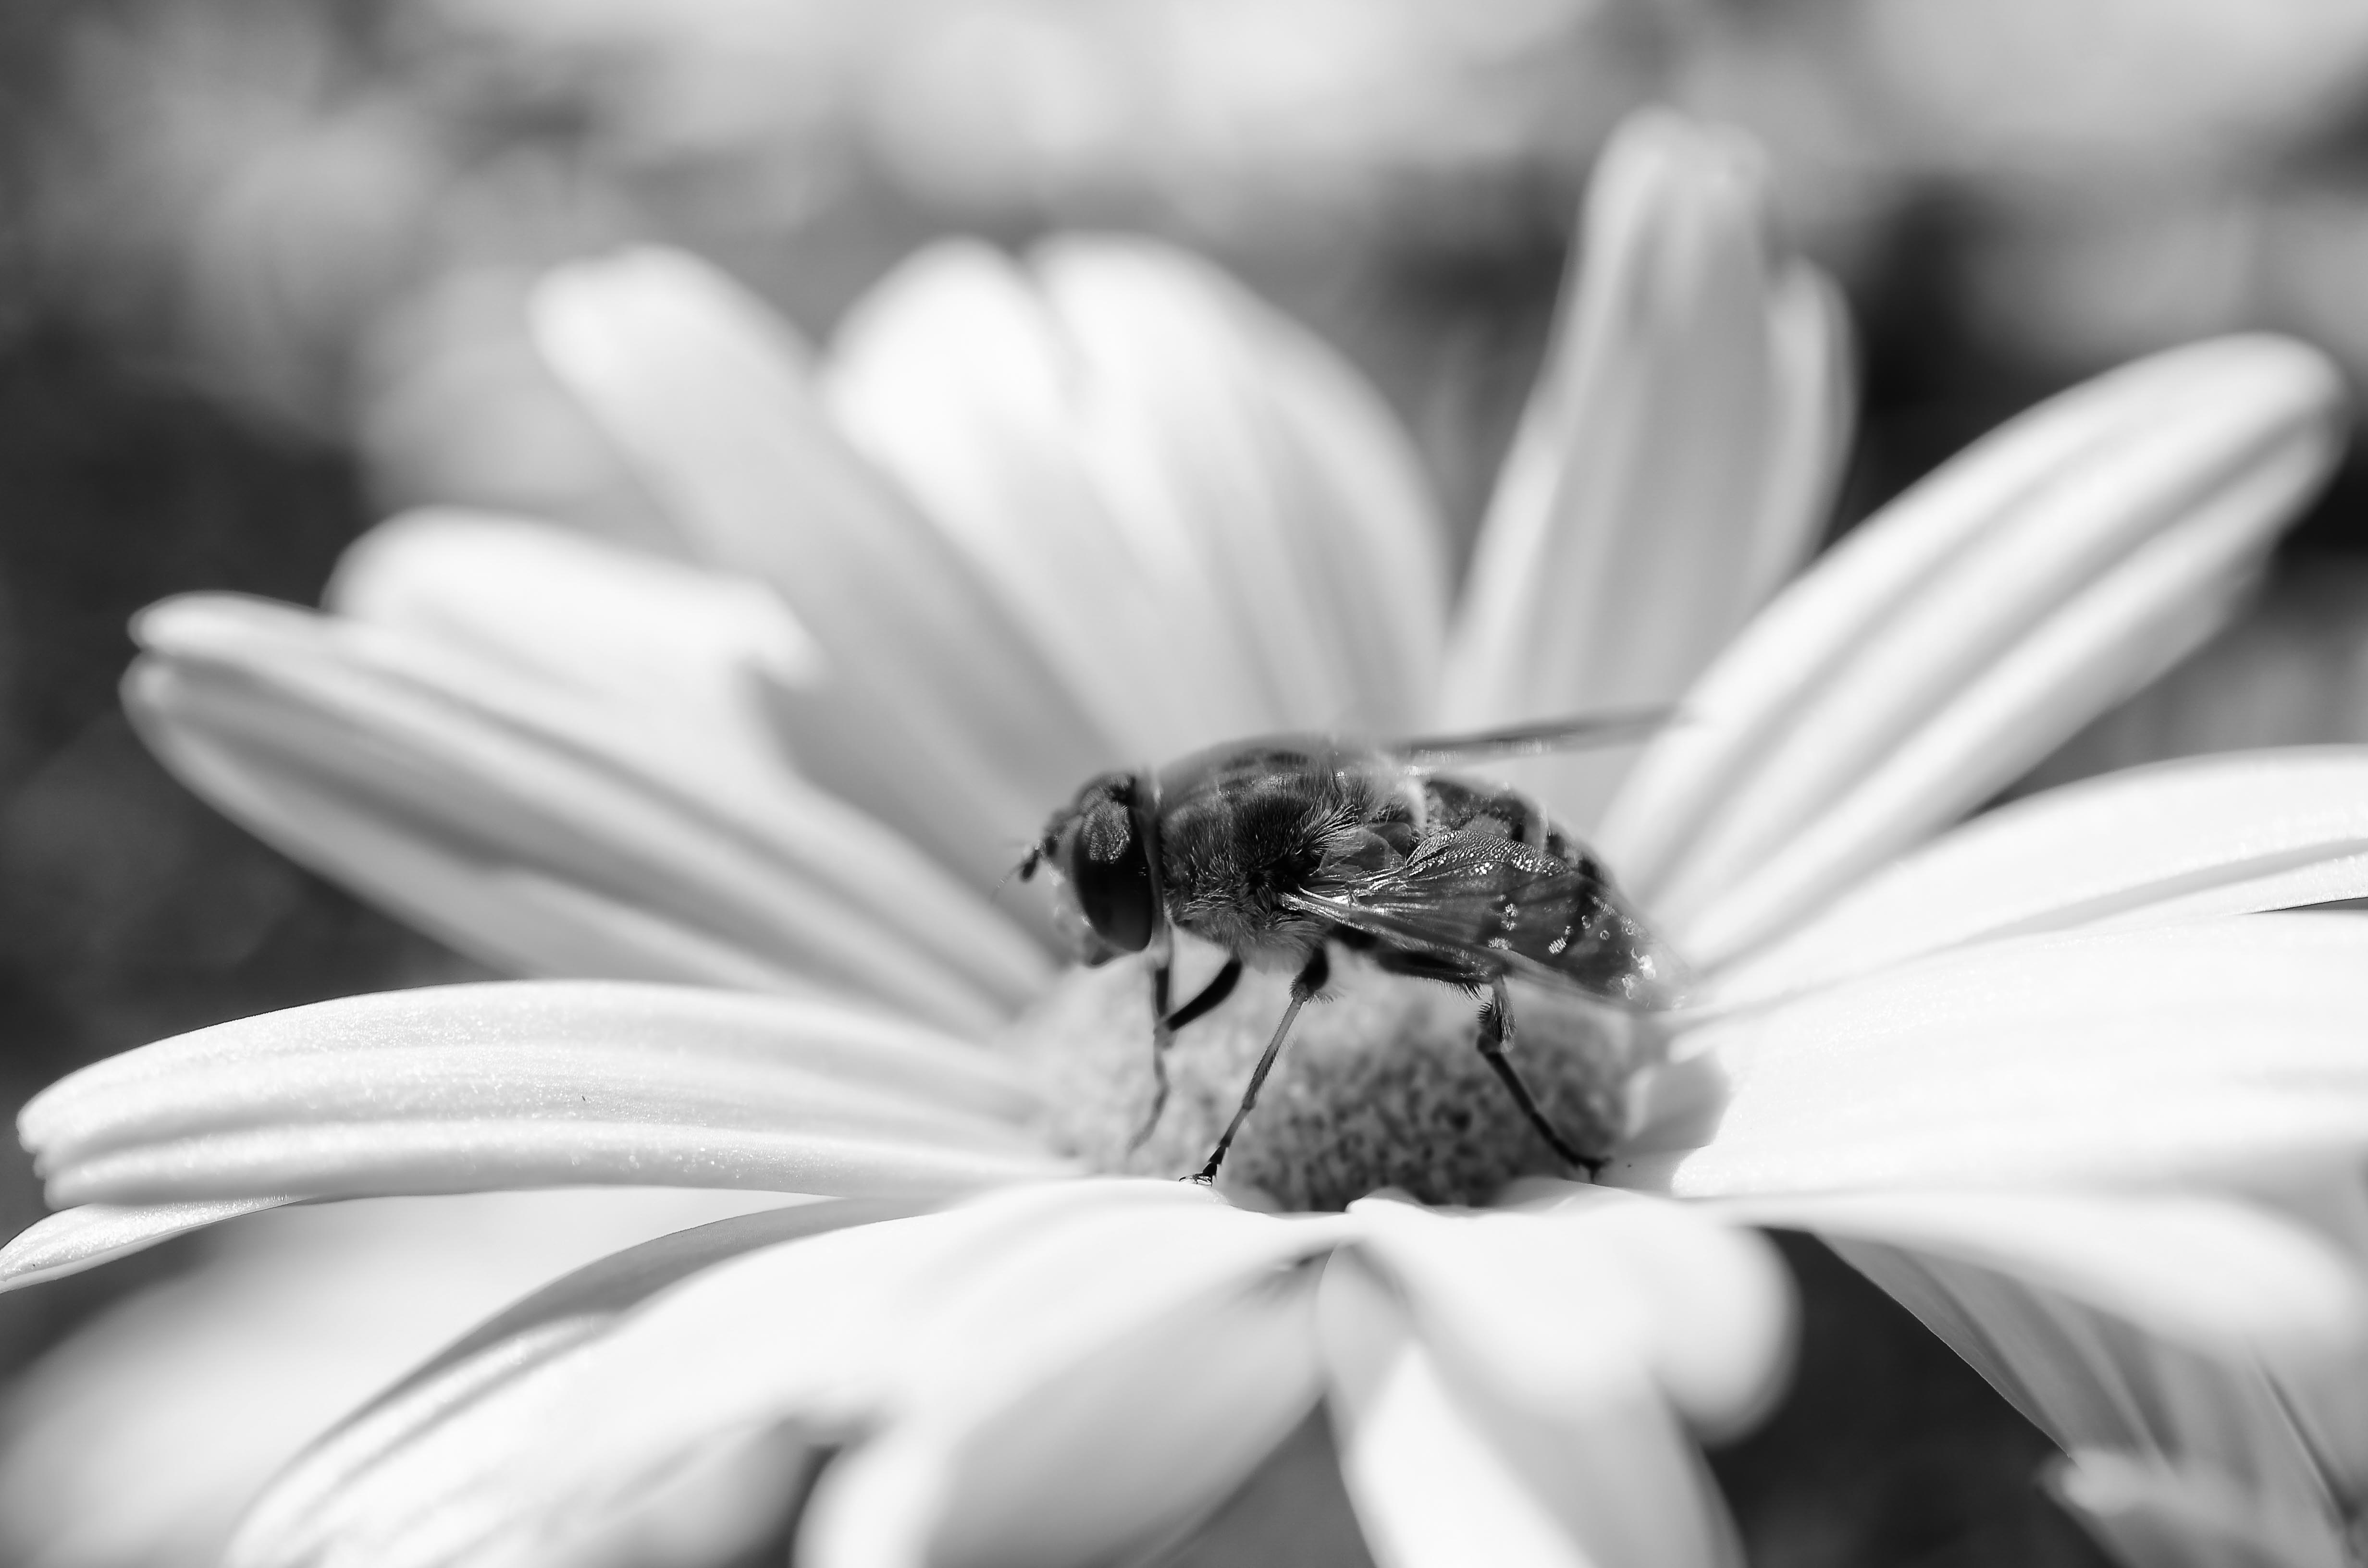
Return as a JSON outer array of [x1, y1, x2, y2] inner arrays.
[[1020, 712, 1687, 1182]]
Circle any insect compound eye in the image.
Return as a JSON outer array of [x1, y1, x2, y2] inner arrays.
[[1058, 782, 1158, 955]]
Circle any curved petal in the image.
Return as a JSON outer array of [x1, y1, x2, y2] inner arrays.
[[0, 1189, 790, 1568], [1318, 1251, 1740, 1568], [1346, 1193, 1793, 1446], [14, 982, 1063, 1240], [232, 1200, 1007, 1568], [1728, 1190, 2368, 1568], [328, 509, 820, 783], [1443, 109, 1851, 827], [0, 1198, 291, 1290], [2050, 1450, 2350, 1568], [825, 237, 1449, 755], [801, 1214, 1332, 1568], [1715, 747, 2368, 1006], [530, 247, 1119, 892], [129, 592, 1048, 1031], [1031, 236, 1449, 736], [2022, 558, 2368, 791], [1598, 336, 2348, 964], [824, 243, 1237, 760], [1623, 915, 2368, 1198], [234, 1182, 1321, 1568], [234, 1198, 920, 1568]]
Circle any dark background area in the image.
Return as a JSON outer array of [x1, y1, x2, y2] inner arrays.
[[6, 0, 2368, 1562]]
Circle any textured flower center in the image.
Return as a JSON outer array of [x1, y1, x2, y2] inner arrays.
[[997, 941, 1663, 1210]]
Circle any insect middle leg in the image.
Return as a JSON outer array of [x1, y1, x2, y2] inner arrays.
[[1194, 947, 1328, 1184], [1477, 974, 1603, 1180], [1129, 956, 1246, 1151]]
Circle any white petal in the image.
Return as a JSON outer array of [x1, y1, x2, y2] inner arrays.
[[0, 1198, 289, 1289], [819, 241, 1264, 758], [1033, 236, 1448, 735], [1346, 1193, 1792, 1444], [234, 1198, 911, 1568], [1716, 747, 2368, 1005], [1678, 482, 2269, 966], [803, 1255, 1322, 1568], [1319, 1253, 1739, 1568], [1727, 1190, 2368, 1561], [0, 1189, 788, 1568], [1625, 915, 2368, 1197], [329, 509, 820, 781], [1600, 335, 2347, 956], [16, 981, 1063, 1225], [1525, 1190, 1796, 1441], [2025, 558, 2368, 788], [235, 1191, 1092, 1565], [1723, 1189, 2368, 1369], [530, 246, 1119, 889], [2051, 1449, 2351, 1568], [130, 593, 1047, 1030], [1443, 110, 1851, 827], [237, 1182, 1261, 1568]]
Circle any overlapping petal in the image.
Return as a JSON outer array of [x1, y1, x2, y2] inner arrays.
[[228, 1181, 1791, 1568], [0, 1198, 292, 1290], [1715, 747, 2368, 1004], [1311, 1195, 1784, 1568], [11, 983, 1063, 1277], [228, 1197, 922, 1568], [2052, 1449, 2349, 1568], [1024, 237, 1449, 736], [798, 1191, 1338, 1568], [0, 1190, 795, 1568], [328, 509, 821, 786], [1625, 915, 2368, 1197], [235, 1182, 1334, 1568], [128, 593, 1048, 1031], [1738, 1190, 2368, 1568], [1318, 1243, 1739, 1568], [531, 246, 1121, 888], [825, 239, 1448, 756], [1601, 334, 2347, 966], [1443, 109, 1850, 826], [819, 240, 1263, 759]]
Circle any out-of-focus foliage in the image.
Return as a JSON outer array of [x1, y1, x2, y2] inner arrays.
[[32, 0, 2368, 497]]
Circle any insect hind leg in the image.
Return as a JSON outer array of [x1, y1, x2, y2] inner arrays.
[[1128, 957, 1177, 1152], [1477, 975, 1603, 1181]]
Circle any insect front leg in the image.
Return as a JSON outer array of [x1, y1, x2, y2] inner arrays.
[[1128, 954, 1177, 1152], [1193, 946, 1329, 1185], [1165, 956, 1243, 1033], [1130, 954, 1245, 1151], [1477, 975, 1603, 1181]]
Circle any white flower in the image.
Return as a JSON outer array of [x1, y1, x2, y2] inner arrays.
[[7, 109, 2368, 1568]]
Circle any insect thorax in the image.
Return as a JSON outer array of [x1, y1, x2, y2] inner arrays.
[[1156, 756, 1395, 963]]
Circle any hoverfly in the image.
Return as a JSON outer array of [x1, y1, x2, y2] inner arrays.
[[1017, 710, 1685, 1184]]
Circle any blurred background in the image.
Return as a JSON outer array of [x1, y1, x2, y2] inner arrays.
[[6, 0, 2368, 1562]]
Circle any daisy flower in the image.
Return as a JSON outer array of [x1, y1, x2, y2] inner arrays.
[[9, 109, 2368, 1568]]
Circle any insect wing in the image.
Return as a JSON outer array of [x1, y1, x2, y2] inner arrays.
[[1283, 830, 1684, 1007], [1383, 708, 1675, 770]]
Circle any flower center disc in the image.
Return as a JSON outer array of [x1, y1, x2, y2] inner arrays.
[[997, 945, 1659, 1211]]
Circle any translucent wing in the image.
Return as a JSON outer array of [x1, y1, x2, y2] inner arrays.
[[1384, 708, 1675, 769], [1283, 829, 1685, 1007]]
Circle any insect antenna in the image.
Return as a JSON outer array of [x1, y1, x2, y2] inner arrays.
[[994, 844, 1045, 903]]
